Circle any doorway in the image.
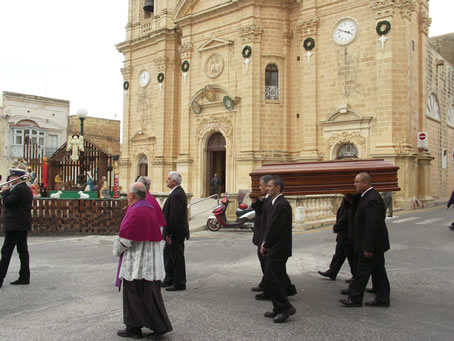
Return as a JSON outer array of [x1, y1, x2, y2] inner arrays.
[[206, 132, 226, 197]]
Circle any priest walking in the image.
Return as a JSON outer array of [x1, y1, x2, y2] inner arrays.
[[113, 182, 172, 339]]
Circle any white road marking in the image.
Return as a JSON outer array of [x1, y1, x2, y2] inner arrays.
[[415, 218, 444, 225], [390, 217, 420, 224]]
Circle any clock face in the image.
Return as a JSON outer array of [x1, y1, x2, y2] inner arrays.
[[333, 18, 358, 45], [426, 93, 440, 120], [448, 105, 454, 127], [139, 70, 150, 87]]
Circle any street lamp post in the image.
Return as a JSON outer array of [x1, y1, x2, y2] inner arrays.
[[76, 108, 88, 186]]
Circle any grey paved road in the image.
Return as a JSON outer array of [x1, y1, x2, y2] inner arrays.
[[1, 207, 454, 341]]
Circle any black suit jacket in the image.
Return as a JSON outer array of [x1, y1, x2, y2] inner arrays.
[[162, 186, 189, 242], [263, 195, 292, 258], [251, 196, 271, 246], [354, 188, 390, 254], [1, 182, 33, 231]]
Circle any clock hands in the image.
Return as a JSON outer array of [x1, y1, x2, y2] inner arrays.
[[338, 29, 353, 35]]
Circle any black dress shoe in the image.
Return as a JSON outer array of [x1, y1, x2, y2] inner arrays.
[[117, 327, 143, 339], [251, 286, 265, 292], [161, 282, 173, 288], [147, 331, 166, 340], [165, 285, 186, 291], [318, 270, 336, 280], [365, 299, 390, 307], [340, 288, 350, 295], [365, 288, 376, 294], [264, 311, 278, 318], [10, 279, 30, 285], [339, 297, 362, 307], [273, 306, 296, 323], [255, 293, 271, 301]]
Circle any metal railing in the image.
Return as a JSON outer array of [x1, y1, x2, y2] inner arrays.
[[187, 194, 219, 220]]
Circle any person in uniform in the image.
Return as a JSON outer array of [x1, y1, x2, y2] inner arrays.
[[0, 168, 33, 288]]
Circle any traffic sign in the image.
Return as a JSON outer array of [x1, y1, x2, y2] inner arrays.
[[417, 132, 428, 149]]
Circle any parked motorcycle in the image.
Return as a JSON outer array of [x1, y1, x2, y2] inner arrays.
[[206, 197, 255, 231]]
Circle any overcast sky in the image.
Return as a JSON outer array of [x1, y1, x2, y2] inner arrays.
[[0, 0, 452, 122]]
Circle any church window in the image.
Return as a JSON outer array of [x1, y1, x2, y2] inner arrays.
[[265, 64, 279, 100], [336, 143, 359, 160]]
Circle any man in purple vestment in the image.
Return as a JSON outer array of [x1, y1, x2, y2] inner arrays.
[[114, 182, 172, 339]]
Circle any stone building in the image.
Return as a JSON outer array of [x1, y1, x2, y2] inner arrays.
[[117, 0, 454, 209], [68, 116, 121, 155], [0, 91, 69, 179]]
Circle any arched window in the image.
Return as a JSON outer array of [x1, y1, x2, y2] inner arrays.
[[265, 64, 279, 100], [336, 143, 359, 160]]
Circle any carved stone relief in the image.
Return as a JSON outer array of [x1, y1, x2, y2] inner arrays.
[[419, 11, 432, 35], [295, 16, 319, 38], [121, 66, 132, 79], [238, 24, 264, 44], [179, 42, 193, 59], [369, 0, 417, 20], [153, 56, 177, 71], [203, 85, 216, 102], [281, 27, 294, 46], [326, 132, 366, 160], [205, 54, 224, 79], [197, 116, 233, 139]]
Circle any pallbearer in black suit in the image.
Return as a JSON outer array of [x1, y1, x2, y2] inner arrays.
[[162, 171, 189, 291], [339, 172, 391, 307], [261, 176, 296, 323], [250, 175, 272, 293]]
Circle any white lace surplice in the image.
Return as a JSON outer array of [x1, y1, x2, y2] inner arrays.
[[113, 237, 165, 281]]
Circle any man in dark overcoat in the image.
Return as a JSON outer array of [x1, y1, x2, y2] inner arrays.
[[0, 168, 33, 288], [260, 175, 296, 323], [339, 172, 390, 307], [162, 171, 189, 291]]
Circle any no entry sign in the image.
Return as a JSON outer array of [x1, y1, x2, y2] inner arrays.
[[417, 132, 428, 149]]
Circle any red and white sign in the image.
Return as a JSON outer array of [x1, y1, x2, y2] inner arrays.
[[417, 132, 428, 149]]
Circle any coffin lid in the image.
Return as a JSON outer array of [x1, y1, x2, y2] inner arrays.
[[249, 159, 400, 196]]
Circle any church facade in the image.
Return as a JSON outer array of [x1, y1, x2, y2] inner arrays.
[[117, 0, 454, 209]]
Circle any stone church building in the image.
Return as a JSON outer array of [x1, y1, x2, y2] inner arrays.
[[117, 0, 454, 209]]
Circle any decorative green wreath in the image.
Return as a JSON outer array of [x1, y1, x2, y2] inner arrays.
[[376, 20, 391, 35], [242, 45, 252, 58], [123, 81, 129, 90], [157, 72, 165, 83], [303, 37, 315, 51], [181, 60, 190, 72]]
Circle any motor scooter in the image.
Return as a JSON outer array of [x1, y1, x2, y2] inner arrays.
[[206, 197, 255, 231]]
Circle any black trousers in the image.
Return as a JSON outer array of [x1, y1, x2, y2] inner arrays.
[[0, 230, 30, 284], [348, 251, 390, 303], [163, 241, 186, 288], [263, 255, 293, 313], [327, 242, 356, 278], [257, 246, 266, 288]]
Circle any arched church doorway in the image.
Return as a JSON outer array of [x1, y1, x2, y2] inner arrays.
[[206, 132, 226, 197], [138, 154, 148, 177]]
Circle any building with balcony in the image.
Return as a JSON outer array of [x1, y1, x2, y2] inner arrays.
[[0, 91, 69, 179]]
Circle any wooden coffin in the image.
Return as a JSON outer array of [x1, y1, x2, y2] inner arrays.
[[249, 159, 400, 196]]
